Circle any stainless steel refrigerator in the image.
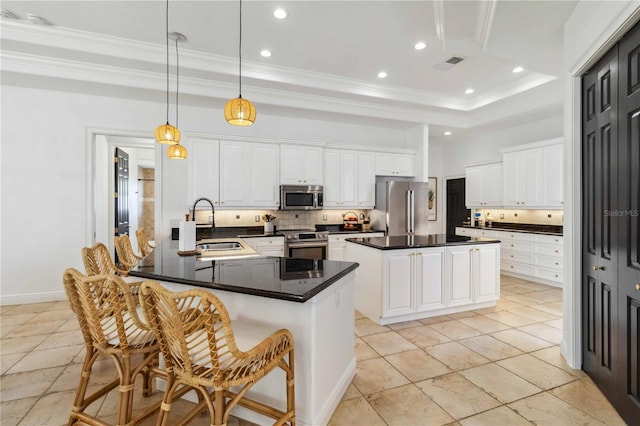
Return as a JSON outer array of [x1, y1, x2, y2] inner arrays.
[[372, 180, 430, 235]]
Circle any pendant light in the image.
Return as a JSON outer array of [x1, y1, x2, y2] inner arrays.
[[224, 0, 256, 125], [155, 0, 180, 144], [168, 32, 187, 160]]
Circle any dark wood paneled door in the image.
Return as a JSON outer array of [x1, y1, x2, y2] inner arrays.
[[615, 21, 640, 420], [581, 44, 619, 401], [446, 178, 470, 236], [114, 147, 130, 237], [582, 19, 640, 423]]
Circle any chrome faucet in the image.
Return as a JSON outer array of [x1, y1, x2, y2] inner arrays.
[[191, 197, 216, 235]]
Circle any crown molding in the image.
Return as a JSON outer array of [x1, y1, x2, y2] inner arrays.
[[476, 0, 497, 51]]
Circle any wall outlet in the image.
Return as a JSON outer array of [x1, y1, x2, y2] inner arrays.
[[500, 213, 504, 219], [255, 215, 260, 222], [323, 214, 328, 221], [295, 214, 299, 219], [235, 215, 240, 220], [209, 215, 213, 224]]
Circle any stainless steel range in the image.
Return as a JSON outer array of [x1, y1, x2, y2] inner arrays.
[[280, 228, 329, 260]]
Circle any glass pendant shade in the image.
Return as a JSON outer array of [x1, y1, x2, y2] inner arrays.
[[224, 97, 256, 126], [155, 123, 181, 144], [167, 143, 187, 159]]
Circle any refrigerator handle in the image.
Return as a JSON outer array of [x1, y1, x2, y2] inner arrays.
[[410, 190, 415, 233], [406, 191, 411, 234]]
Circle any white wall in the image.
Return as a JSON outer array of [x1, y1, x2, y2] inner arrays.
[[0, 84, 407, 304], [442, 115, 564, 176]]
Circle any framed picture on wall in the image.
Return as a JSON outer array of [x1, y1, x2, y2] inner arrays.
[[427, 177, 437, 221]]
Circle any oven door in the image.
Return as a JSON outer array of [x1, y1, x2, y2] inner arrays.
[[286, 241, 328, 260]]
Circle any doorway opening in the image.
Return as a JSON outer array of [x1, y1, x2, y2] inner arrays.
[[94, 134, 156, 257], [445, 177, 470, 236]]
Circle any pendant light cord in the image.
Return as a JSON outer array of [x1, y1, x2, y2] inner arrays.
[[175, 38, 179, 127], [165, 0, 170, 124], [238, 0, 243, 98]]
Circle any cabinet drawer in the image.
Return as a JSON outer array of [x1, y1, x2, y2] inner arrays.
[[534, 234, 563, 245], [501, 260, 534, 275], [242, 237, 284, 248], [534, 255, 563, 270], [501, 241, 533, 253], [534, 267, 563, 283], [456, 227, 470, 236], [498, 231, 534, 242], [502, 251, 534, 264], [535, 244, 562, 257]]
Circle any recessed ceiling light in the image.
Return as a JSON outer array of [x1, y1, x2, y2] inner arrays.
[[465, 88, 474, 94], [260, 49, 272, 57], [444, 131, 452, 136], [377, 71, 387, 79], [512, 66, 524, 73], [274, 8, 287, 19], [414, 41, 426, 50]]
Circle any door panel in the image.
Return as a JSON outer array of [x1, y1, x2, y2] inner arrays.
[[581, 41, 618, 400], [616, 20, 640, 419], [583, 18, 640, 423], [114, 147, 129, 236]]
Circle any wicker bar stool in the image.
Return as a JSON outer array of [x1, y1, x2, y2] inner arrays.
[[139, 282, 296, 426], [62, 268, 165, 426], [114, 235, 144, 272], [135, 228, 155, 258], [82, 242, 130, 277]]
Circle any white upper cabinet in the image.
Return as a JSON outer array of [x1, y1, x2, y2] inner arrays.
[[503, 148, 543, 207], [324, 149, 358, 207], [542, 143, 564, 207], [465, 162, 503, 207], [375, 152, 415, 177], [187, 137, 220, 206], [501, 139, 563, 209], [280, 144, 323, 185], [219, 141, 279, 208], [357, 151, 376, 208]]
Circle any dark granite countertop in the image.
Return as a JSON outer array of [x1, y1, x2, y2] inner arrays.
[[462, 222, 563, 236], [130, 240, 358, 303], [346, 234, 501, 250]]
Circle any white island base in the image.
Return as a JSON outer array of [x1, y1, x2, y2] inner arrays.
[[347, 241, 501, 325], [155, 272, 356, 426]]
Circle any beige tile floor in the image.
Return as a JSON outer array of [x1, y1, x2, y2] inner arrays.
[[0, 275, 627, 425]]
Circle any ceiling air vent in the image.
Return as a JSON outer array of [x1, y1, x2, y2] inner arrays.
[[434, 56, 464, 71]]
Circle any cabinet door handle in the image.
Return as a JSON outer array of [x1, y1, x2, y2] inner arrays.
[[510, 255, 514, 258], [555, 249, 559, 253]]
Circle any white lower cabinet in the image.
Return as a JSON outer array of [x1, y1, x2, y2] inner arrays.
[[241, 236, 285, 257], [455, 227, 563, 287], [382, 247, 447, 316], [328, 233, 384, 261], [349, 242, 499, 325]]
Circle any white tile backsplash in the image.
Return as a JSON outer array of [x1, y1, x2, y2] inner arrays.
[[190, 209, 368, 229], [477, 209, 563, 226]]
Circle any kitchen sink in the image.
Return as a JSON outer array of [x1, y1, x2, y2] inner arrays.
[[197, 242, 243, 251]]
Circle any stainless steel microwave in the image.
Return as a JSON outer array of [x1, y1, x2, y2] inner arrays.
[[280, 185, 323, 210]]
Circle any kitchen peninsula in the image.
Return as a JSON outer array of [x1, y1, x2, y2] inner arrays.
[[346, 234, 501, 325], [129, 240, 358, 426]]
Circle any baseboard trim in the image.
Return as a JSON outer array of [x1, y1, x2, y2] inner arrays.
[[0, 290, 66, 306]]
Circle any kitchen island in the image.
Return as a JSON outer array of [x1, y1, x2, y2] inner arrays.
[[346, 234, 501, 325], [130, 241, 358, 426]]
